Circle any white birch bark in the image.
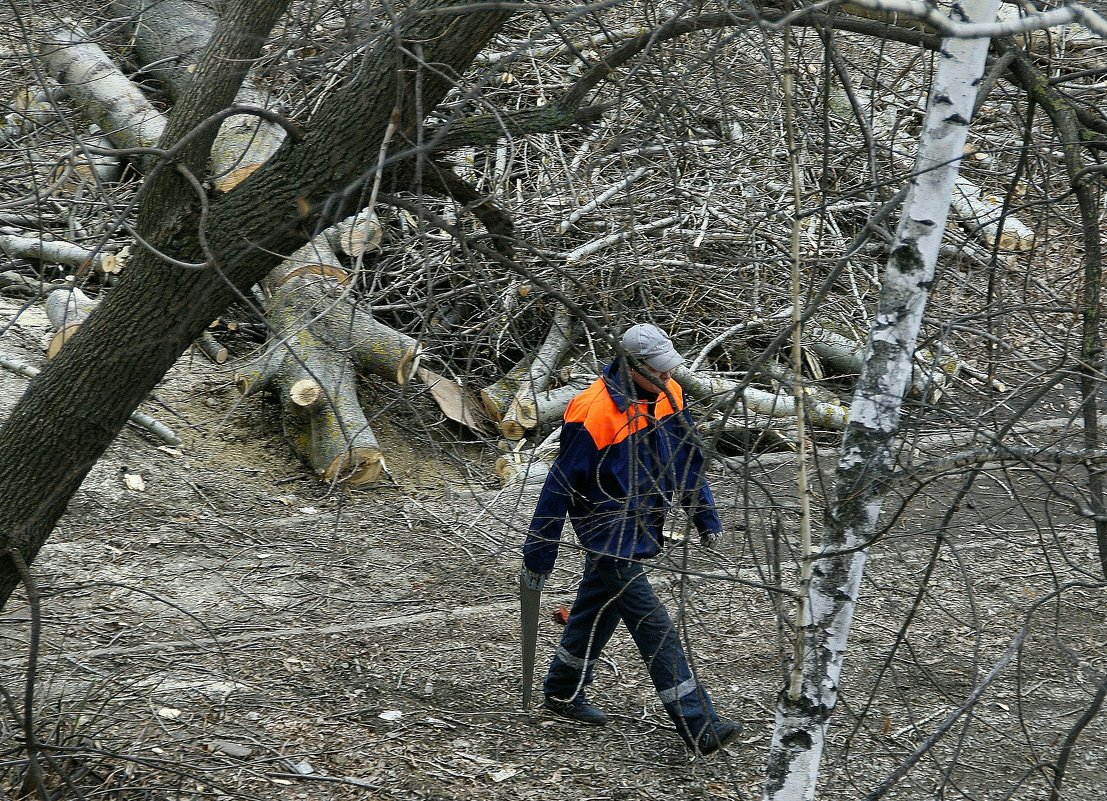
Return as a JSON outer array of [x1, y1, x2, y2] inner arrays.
[[763, 1, 1002, 797]]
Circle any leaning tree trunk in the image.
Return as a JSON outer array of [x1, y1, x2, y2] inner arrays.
[[0, 0, 513, 610], [763, 1, 1002, 797]]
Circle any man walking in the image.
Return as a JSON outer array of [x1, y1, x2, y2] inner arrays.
[[520, 323, 740, 755]]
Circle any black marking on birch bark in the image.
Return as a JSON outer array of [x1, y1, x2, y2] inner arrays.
[[933, 93, 952, 106], [944, 113, 970, 126], [892, 242, 926, 273], [812, 560, 856, 602]]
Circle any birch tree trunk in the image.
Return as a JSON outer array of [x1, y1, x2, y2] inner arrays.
[[763, 1, 1002, 797]]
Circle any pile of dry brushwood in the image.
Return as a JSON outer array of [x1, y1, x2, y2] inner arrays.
[[1, 1, 1077, 485]]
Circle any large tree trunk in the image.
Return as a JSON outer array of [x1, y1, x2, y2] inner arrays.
[[0, 0, 512, 609], [763, 0, 1002, 797]]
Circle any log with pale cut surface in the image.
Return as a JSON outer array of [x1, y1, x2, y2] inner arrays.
[[499, 307, 577, 440]]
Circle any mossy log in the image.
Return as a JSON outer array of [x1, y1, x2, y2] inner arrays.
[[239, 235, 385, 484]]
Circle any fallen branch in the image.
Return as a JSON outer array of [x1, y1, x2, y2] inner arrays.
[[950, 176, 1035, 251], [673, 364, 850, 430], [0, 234, 118, 278], [37, 22, 167, 152], [500, 307, 577, 440], [562, 214, 681, 265]]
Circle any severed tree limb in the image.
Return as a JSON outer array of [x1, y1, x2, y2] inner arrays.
[[558, 166, 652, 233], [494, 427, 561, 487], [949, 176, 1035, 251], [37, 22, 167, 153], [728, 341, 843, 409], [0, 234, 119, 277], [194, 331, 228, 364], [114, 0, 287, 191], [673, 364, 850, 431], [563, 214, 681, 265], [0, 84, 66, 143], [500, 306, 577, 440], [323, 208, 382, 259], [43, 284, 98, 358], [480, 356, 532, 423], [244, 234, 387, 485]]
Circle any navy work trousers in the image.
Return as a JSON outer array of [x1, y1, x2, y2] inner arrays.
[[543, 554, 719, 744]]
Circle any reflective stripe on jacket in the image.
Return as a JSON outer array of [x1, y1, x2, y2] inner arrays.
[[523, 361, 722, 575]]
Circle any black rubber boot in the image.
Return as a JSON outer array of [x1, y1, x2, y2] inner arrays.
[[544, 693, 608, 726]]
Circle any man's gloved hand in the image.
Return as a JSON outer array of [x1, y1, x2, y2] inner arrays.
[[519, 566, 549, 591], [699, 529, 723, 549]]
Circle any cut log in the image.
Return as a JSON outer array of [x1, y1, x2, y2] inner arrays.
[[54, 130, 123, 186], [950, 176, 1035, 251], [672, 364, 850, 430], [324, 208, 383, 258], [194, 331, 228, 364], [0, 233, 115, 276], [339, 306, 421, 386], [0, 84, 66, 142], [696, 417, 799, 452], [494, 428, 562, 487], [282, 349, 384, 486], [534, 380, 591, 425], [500, 307, 577, 440], [240, 234, 394, 484], [728, 341, 843, 408], [113, 0, 218, 99], [44, 284, 98, 359], [113, 0, 285, 190], [480, 357, 532, 422], [37, 23, 167, 152]]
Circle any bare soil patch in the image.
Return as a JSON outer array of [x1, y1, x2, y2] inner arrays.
[[2, 297, 1106, 801]]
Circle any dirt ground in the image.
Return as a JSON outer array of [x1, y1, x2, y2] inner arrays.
[[1, 295, 1105, 801]]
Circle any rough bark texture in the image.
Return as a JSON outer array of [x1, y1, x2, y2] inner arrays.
[[0, 0, 512, 609], [763, 1, 1002, 797]]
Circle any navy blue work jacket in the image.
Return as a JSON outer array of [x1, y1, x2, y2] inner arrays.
[[523, 361, 722, 575]]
